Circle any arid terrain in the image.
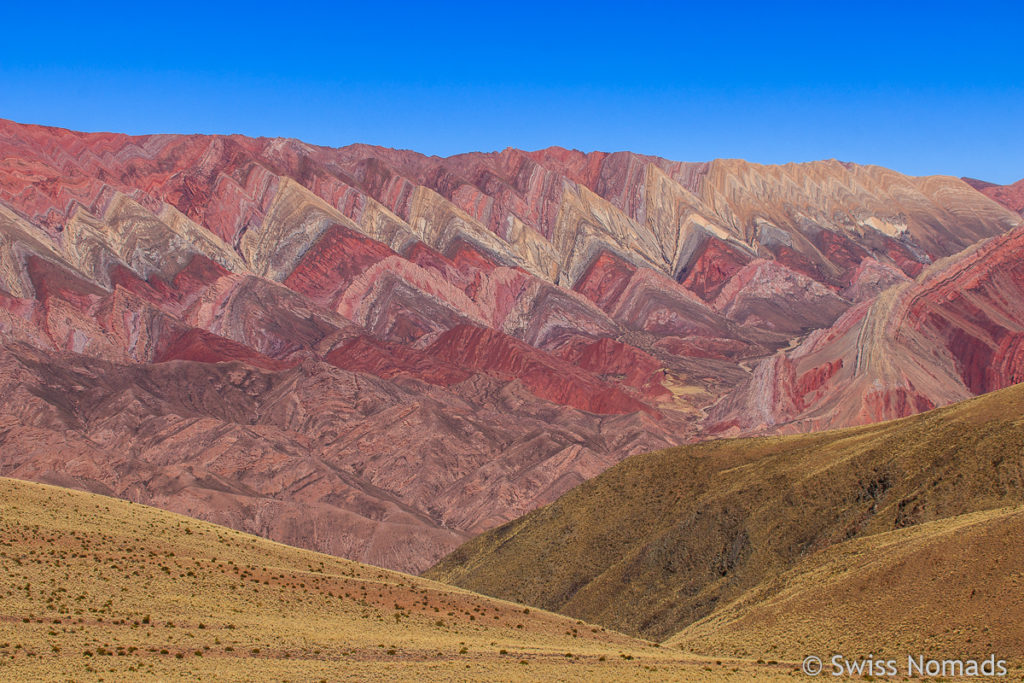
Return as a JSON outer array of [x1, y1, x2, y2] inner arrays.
[[428, 380, 1024, 668], [2, 117, 1024, 680], [3, 117, 1024, 573], [0, 476, 792, 681]]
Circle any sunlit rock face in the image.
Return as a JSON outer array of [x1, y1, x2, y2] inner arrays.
[[965, 176, 1024, 215], [0, 117, 1020, 571], [709, 226, 1024, 435]]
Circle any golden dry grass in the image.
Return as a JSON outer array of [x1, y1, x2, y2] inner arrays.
[[428, 381, 1024, 655], [670, 504, 1024, 671], [0, 477, 791, 681]]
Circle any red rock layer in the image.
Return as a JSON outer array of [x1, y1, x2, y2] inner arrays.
[[155, 328, 293, 371], [680, 239, 753, 300], [0, 343, 681, 573], [427, 324, 653, 415], [712, 225, 1024, 434]]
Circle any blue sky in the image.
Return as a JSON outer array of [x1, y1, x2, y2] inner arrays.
[[2, 1, 1022, 182]]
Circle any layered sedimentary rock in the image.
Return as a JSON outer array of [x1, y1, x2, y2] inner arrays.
[[711, 225, 1024, 434], [0, 117, 1021, 570], [965, 176, 1024, 214], [0, 342, 681, 573]]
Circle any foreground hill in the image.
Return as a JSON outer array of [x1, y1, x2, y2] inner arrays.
[[1, 117, 1021, 572], [427, 381, 1024, 660], [671, 504, 1024, 662], [0, 477, 788, 681]]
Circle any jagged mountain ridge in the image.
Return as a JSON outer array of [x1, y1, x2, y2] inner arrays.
[[0, 117, 1020, 571]]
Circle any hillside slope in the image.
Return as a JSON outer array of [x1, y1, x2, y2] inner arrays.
[[1, 117, 1021, 573], [0, 341, 680, 574], [0, 477, 788, 681], [670, 504, 1024, 662], [965, 176, 1024, 214], [427, 381, 1024, 650]]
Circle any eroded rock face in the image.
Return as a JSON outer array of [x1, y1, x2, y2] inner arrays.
[[0, 117, 1020, 571], [711, 226, 1024, 435], [964, 176, 1024, 215], [0, 343, 683, 573]]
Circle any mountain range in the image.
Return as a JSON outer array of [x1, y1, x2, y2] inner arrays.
[[1, 117, 1023, 574]]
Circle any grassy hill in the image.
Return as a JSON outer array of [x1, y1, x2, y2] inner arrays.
[[427, 381, 1024, 662], [670, 504, 1024, 661], [0, 477, 789, 681]]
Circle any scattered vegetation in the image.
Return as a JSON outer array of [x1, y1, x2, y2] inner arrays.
[[429, 381, 1024, 664], [0, 477, 782, 680]]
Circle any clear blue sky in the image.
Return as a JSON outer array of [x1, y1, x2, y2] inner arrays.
[[2, 1, 1022, 182]]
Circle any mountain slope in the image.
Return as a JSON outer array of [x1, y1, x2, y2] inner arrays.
[[711, 223, 1024, 435], [0, 476, 792, 681], [1, 117, 1021, 573], [0, 341, 679, 574], [427, 381, 1024, 647], [965, 176, 1024, 215]]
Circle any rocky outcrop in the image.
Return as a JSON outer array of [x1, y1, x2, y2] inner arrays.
[[710, 259, 849, 333]]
